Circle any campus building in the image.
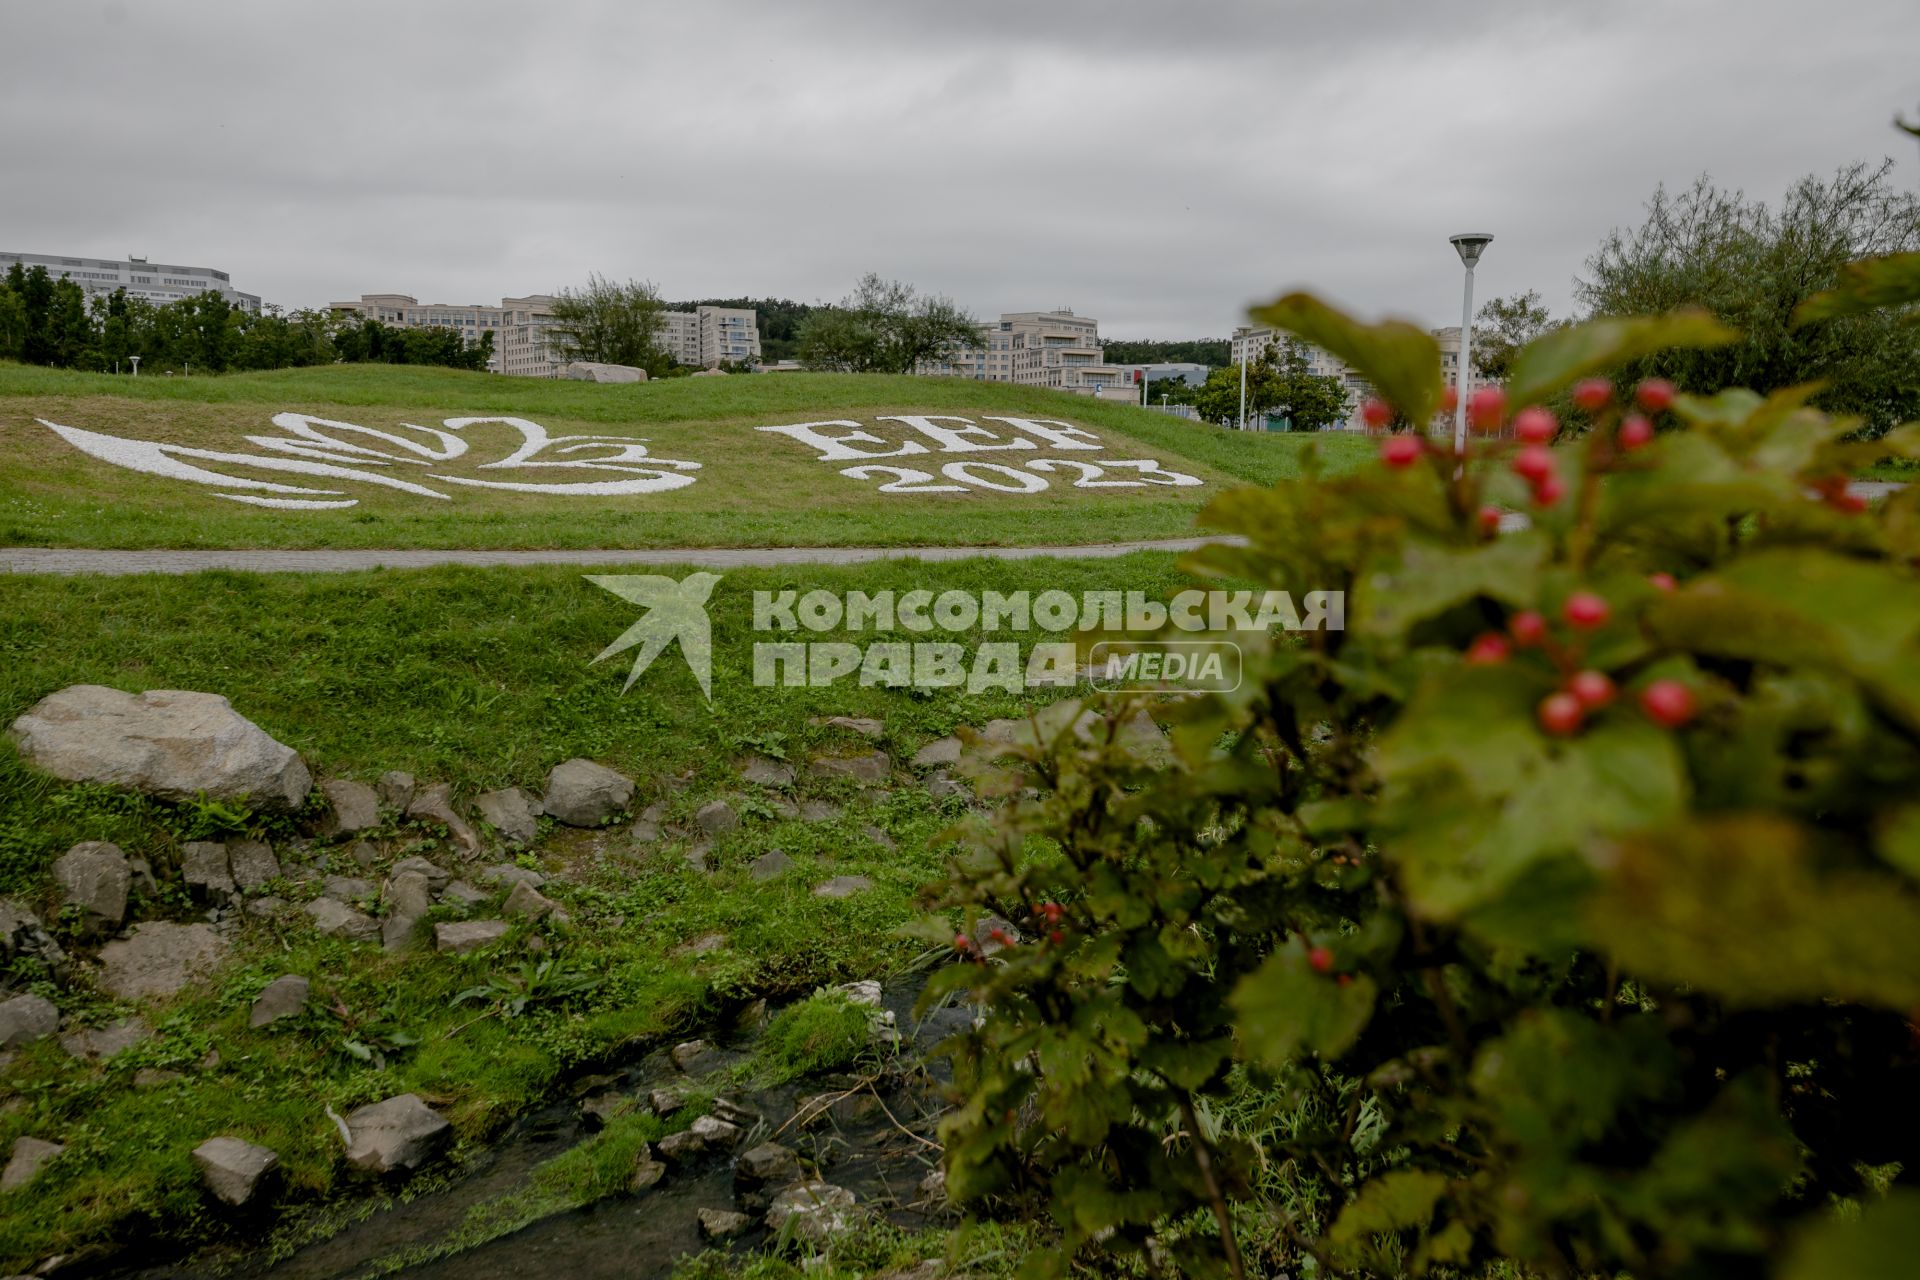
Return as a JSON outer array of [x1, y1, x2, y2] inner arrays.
[[920, 308, 1138, 400], [0, 250, 262, 313], [656, 305, 761, 367], [330, 294, 756, 376]]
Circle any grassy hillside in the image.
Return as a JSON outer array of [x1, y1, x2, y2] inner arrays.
[[0, 363, 1370, 550]]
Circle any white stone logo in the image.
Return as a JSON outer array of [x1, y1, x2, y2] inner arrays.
[[587, 572, 723, 701], [756, 414, 1203, 494], [34, 413, 702, 510]]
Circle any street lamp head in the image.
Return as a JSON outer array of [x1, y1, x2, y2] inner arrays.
[[1450, 233, 1494, 269]]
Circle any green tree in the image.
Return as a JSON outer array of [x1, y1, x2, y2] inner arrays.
[[0, 265, 28, 362], [797, 273, 981, 374], [1192, 341, 1349, 429], [1577, 161, 1920, 435], [1100, 337, 1231, 367], [547, 274, 670, 371], [1472, 289, 1560, 381], [17, 264, 54, 365]]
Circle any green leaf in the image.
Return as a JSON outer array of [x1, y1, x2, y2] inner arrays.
[[1504, 308, 1738, 407], [1230, 944, 1376, 1066], [1779, 1189, 1920, 1280], [1878, 807, 1920, 882], [1247, 292, 1443, 422], [1794, 250, 1920, 323], [1327, 1169, 1450, 1248], [1470, 1010, 1674, 1151], [1587, 815, 1920, 1010], [1356, 532, 1549, 641]]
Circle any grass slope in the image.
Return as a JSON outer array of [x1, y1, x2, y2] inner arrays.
[[0, 553, 1196, 1269], [0, 362, 1371, 550]]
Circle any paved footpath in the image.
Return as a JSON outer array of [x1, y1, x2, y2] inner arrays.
[[1, 536, 1236, 577]]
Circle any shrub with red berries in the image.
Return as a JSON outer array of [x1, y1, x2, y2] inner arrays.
[[933, 290, 1920, 1280]]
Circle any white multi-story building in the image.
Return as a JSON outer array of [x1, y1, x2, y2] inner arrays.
[[657, 305, 761, 367], [1230, 325, 1376, 429], [921, 309, 1137, 399], [1, 251, 262, 313]]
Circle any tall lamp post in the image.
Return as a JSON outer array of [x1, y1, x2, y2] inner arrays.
[[1448, 233, 1493, 460]]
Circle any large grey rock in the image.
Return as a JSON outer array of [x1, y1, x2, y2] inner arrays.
[[98, 923, 229, 1000], [375, 770, 416, 811], [808, 751, 890, 785], [561, 361, 647, 384], [52, 841, 130, 931], [472, 788, 540, 846], [695, 799, 739, 836], [381, 871, 434, 950], [812, 875, 873, 900], [629, 1144, 666, 1191], [250, 975, 310, 1028], [656, 1114, 741, 1163], [7, 685, 310, 811], [500, 880, 557, 920], [406, 784, 479, 857], [192, 1136, 279, 1206], [181, 841, 236, 903], [321, 875, 376, 903], [0, 899, 67, 979], [318, 780, 381, 837], [479, 863, 545, 889], [391, 855, 451, 892], [227, 840, 281, 892], [60, 1017, 149, 1062], [739, 756, 795, 788], [434, 920, 508, 954], [303, 898, 379, 943], [439, 880, 488, 908], [698, 1207, 753, 1241], [749, 850, 792, 882], [1, 1136, 62, 1191], [735, 1141, 801, 1189], [0, 994, 58, 1049], [542, 759, 634, 827], [766, 1181, 860, 1242], [343, 1093, 450, 1174], [911, 736, 961, 768]]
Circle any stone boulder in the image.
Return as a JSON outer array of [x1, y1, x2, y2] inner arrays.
[[739, 756, 794, 788], [500, 880, 557, 920], [98, 923, 228, 1000], [227, 840, 281, 893], [53, 840, 132, 933], [406, 784, 480, 857], [59, 1017, 149, 1062], [749, 850, 792, 882], [391, 855, 452, 892], [472, 788, 540, 847], [343, 1093, 450, 1174], [808, 751, 890, 785], [910, 736, 961, 768], [249, 975, 310, 1028], [192, 1136, 280, 1206], [0, 899, 67, 979], [434, 920, 508, 954], [8, 685, 310, 811], [375, 770, 416, 811], [381, 871, 435, 951], [304, 898, 379, 943], [735, 1141, 801, 1190], [766, 1181, 860, 1242], [180, 841, 236, 903], [697, 1207, 753, 1241], [1, 1136, 62, 1191], [542, 759, 634, 827], [812, 875, 873, 900], [318, 780, 381, 836], [479, 863, 545, 889], [0, 994, 58, 1050], [695, 799, 739, 836], [811, 715, 884, 740], [561, 361, 647, 384]]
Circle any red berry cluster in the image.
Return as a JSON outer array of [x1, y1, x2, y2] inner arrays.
[[1811, 475, 1868, 514], [1506, 403, 1567, 507], [1466, 591, 1699, 736]]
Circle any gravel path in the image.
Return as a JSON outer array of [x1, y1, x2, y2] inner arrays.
[[2, 536, 1236, 577]]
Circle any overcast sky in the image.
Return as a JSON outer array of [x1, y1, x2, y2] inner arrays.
[[4, 1, 1917, 338]]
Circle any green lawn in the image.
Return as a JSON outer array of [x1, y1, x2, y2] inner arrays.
[[0, 362, 1371, 550], [0, 552, 1197, 1270]]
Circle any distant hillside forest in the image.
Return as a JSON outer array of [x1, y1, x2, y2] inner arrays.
[[1099, 337, 1230, 367]]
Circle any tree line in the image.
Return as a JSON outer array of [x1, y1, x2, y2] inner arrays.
[[0, 263, 491, 374]]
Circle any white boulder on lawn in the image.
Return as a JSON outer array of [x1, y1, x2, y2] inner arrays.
[[542, 759, 634, 826], [192, 1136, 280, 1206], [343, 1093, 451, 1174], [97, 923, 229, 1000], [7, 685, 312, 811]]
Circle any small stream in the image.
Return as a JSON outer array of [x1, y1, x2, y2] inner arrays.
[[119, 979, 969, 1280]]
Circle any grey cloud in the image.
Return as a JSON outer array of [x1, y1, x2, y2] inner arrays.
[[2, 0, 1915, 337]]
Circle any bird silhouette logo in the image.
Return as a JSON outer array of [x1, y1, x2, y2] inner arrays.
[[586, 573, 723, 701]]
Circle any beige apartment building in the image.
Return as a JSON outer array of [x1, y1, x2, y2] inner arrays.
[[921, 309, 1138, 400], [331, 293, 755, 375]]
